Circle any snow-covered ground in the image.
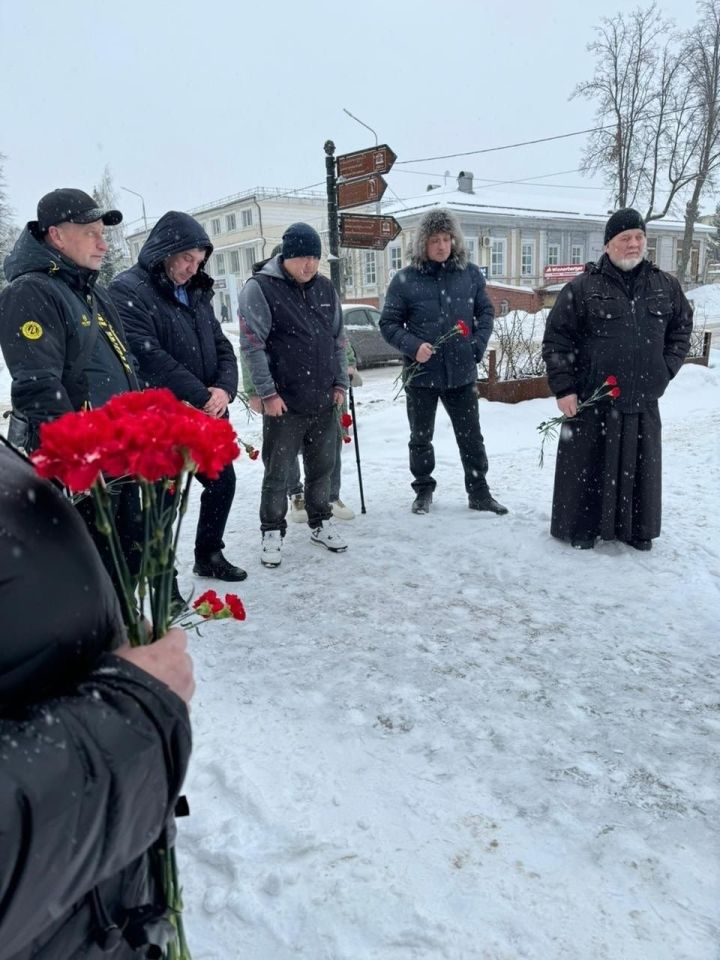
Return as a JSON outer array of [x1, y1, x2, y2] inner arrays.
[[1, 347, 718, 960]]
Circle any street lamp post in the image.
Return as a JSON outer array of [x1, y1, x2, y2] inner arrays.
[[342, 108, 386, 308], [120, 185, 148, 233]]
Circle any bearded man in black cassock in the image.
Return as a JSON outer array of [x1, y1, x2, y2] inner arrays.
[[542, 208, 693, 552]]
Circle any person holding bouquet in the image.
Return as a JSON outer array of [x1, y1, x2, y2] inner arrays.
[[379, 208, 507, 516], [110, 211, 246, 583], [0, 438, 193, 960], [541, 208, 693, 551]]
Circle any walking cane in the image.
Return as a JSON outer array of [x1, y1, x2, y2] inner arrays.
[[348, 382, 366, 514]]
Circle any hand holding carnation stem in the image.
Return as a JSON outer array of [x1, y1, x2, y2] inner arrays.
[[537, 376, 621, 468], [30, 387, 249, 960], [394, 320, 471, 399]]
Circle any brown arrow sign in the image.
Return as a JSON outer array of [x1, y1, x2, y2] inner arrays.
[[337, 144, 397, 180], [337, 174, 387, 210], [340, 214, 402, 250]]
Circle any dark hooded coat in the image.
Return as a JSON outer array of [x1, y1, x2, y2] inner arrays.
[[0, 441, 191, 960], [379, 208, 494, 390], [0, 224, 138, 450], [109, 212, 238, 409], [541, 254, 693, 544]]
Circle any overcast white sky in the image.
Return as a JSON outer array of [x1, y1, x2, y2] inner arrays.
[[0, 0, 704, 231]]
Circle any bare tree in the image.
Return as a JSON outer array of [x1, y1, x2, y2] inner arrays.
[[676, 0, 720, 282], [573, 5, 697, 221], [92, 165, 127, 286], [0, 153, 17, 291]]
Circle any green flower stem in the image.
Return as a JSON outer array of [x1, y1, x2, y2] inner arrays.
[[91, 481, 142, 645]]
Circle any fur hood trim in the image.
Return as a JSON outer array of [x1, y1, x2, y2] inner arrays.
[[411, 207, 467, 269]]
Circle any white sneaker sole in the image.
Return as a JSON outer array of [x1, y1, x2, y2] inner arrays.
[[310, 538, 348, 553], [261, 556, 282, 567]]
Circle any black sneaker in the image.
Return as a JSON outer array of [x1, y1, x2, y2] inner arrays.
[[411, 491, 433, 514], [193, 551, 248, 582], [468, 496, 508, 515], [629, 539, 653, 551], [571, 538, 595, 550]]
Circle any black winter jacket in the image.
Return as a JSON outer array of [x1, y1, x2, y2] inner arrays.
[[238, 256, 348, 415], [109, 211, 238, 409], [542, 255, 693, 412], [379, 257, 494, 390], [0, 225, 138, 449], [0, 442, 192, 960]]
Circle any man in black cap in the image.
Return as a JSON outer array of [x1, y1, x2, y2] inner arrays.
[[542, 207, 693, 552], [0, 187, 144, 602], [238, 222, 349, 567]]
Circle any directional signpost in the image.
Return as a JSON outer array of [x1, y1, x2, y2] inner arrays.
[[340, 212, 401, 250], [337, 144, 397, 181], [324, 140, 400, 518]]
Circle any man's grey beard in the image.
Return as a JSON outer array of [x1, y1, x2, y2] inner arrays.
[[608, 252, 645, 272]]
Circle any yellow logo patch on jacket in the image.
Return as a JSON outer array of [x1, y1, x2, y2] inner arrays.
[[20, 321, 43, 340]]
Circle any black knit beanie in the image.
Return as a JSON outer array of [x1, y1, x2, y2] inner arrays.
[[281, 222, 322, 260], [604, 208, 645, 245]]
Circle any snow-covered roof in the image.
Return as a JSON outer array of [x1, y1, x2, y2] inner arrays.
[[383, 186, 713, 234]]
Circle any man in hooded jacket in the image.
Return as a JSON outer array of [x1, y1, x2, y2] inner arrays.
[[0, 187, 143, 602], [109, 211, 246, 582], [542, 207, 693, 551], [380, 207, 507, 516], [0, 438, 193, 960]]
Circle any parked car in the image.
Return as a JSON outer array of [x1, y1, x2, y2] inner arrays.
[[342, 303, 402, 369]]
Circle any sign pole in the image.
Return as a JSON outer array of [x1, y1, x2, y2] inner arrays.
[[324, 140, 342, 297], [325, 139, 366, 514]]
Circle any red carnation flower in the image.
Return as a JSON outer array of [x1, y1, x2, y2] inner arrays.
[[340, 412, 353, 428], [456, 320, 470, 337], [342, 435, 352, 444], [605, 375, 618, 386], [610, 386, 621, 398], [248, 447, 260, 461], [225, 594, 247, 621], [193, 589, 224, 617]]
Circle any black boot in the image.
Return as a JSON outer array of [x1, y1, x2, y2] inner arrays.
[[468, 495, 508, 515], [193, 551, 248, 582], [411, 491, 433, 514], [170, 575, 187, 616]]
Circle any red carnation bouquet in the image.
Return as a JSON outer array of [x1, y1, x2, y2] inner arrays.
[[31, 387, 245, 960], [537, 375, 621, 467], [394, 320, 471, 399]]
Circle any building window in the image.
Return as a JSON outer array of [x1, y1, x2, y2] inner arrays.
[[243, 247, 256, 272], [210, 218, 222, 236], [225, 213, 236, 232], [466, 238, 477, 264], [547, 243, 560, 266], [490, 239, 505, 278], [521, 241, 535, 277], [364, 251, 376, 285], [645, 239, 657, 263], [230, 250, 241, 273], [499, 299, 510, 316], [343, 256, 354, 287], [571, 244, 584, 265], [389, 246, 402, 272], [131, 241, 140, 262], [241, 209, 253, 228], [214, 253, 226, 275]]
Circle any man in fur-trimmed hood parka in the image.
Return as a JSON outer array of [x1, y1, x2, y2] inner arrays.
[[380, 208, 507, 515]]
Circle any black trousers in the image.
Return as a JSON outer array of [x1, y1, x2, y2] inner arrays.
[[405, 383, 490, 497], [194, 463, 236, 558], [75, 482, 143, 613], [260, 408, 337, 534]]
